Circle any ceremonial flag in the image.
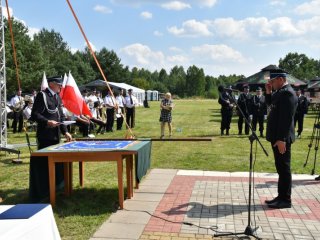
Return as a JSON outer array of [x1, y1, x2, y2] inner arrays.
[[61, 72, 92, 117], [40, 72, 48, 91], [59, 72, 68, 98]]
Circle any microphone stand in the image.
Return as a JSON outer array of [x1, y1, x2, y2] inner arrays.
[[214, 89, 268, 239]]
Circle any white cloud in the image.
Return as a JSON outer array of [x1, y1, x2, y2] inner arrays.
[[270, 0, 286, 6], [294, 0, 320, 15], [198, 0, 217, 8], [167, 54, 189, 64], [27, 27, 40, 39], [119, 43, 166, 69], [168, 19, 212, 37], [93, 5, 112, 14], [140, 11, 152, 19], [169, 46, 183, 52], [1, 6, 13, 19], [86, 41, 97, 52], [161, 1, 191, 11], [192, 44, 247, 63], [153, 30, 163, 36]]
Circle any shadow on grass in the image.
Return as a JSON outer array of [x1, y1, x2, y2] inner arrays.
[[54, 188, 121, 217], [0, 187, 125, 217]]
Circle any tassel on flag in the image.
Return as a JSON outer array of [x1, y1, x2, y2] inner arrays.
[[61, 72, 92, 117], [41, 72, 48, 91]]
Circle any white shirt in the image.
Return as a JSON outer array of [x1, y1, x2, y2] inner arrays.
[[10, 95, 23, 107], [23, 105, 32, 120], [116, 95, 125, 108], [88, 94, 98, 103], [124, 94, 138, 108], [104, 95, 116, 109]]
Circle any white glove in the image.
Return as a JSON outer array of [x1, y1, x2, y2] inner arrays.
[[264, 115, 267, 120], [249, 115, 253, 120]]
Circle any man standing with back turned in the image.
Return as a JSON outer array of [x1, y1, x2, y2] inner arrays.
[[265, 69, 297, 209]]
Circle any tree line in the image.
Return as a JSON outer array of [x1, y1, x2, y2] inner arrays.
[[4, 18, 320, 98]]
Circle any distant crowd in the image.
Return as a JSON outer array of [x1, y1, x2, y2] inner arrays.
[[218, 86, 309, 138]]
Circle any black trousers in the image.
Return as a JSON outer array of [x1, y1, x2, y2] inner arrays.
[[126, 107, 135, 128], [106, 108, 115, 131], [252, 114, 264, 133], [294, 113, 304, 135], [29, 140, 64, 202], [117, 107, 124, 130], [272, 143, 292, 202], [220, 110, 232, 131], [12, 110, 23, 133], [238, 113, 250, 134]]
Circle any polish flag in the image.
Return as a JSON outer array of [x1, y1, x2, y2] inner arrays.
[[40, 72, 48, 91], [61, 72, 92, 117], [59, 73, 68, 98]]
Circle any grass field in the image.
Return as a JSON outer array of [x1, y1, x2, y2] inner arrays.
[[0, 99, 318, 239]]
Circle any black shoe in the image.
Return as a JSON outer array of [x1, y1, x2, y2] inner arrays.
[[268, 200, 292, 209], [221, 131, 224, 136], [260, 133, 264, 137], [226, 130, 229, 135], [265, 196, 279, 204], [315, 175, 320, 181], [238, 132, 242, 135]]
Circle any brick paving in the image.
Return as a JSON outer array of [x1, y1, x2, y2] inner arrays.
[[91, 169, 320, 240]]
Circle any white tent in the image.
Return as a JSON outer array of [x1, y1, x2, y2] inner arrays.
[[108, 82, 145, 106]]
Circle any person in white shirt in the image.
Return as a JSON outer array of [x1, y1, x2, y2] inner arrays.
[[116, 88, 125, 130], [10, 90, 24, 133], [104, 88, 116, 132], [23, 99, 33, 121], [124, 89, 138, 128]]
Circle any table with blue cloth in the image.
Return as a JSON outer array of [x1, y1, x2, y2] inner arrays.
[[31, 140, 152, 208]]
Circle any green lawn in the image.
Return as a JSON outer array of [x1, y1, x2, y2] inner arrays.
[[0, 99, 318, 239]]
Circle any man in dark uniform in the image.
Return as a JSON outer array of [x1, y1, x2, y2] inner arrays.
[[218, 86, 234, 135], [29, 76, 72, 202], [294, 89, 309, 138], [265, 70, 297, 209], [237, 85, 252, 135], [252, 87, 267, 137]]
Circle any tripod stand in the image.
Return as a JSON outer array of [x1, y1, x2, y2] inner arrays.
[[214, 90, 268, 239], [303, 105, 320, 175]]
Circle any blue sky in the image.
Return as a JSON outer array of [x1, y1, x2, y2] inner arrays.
[[5, 0, 320, 77]]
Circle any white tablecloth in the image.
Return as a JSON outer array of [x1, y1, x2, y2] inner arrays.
[[0, 204, 61, 240]]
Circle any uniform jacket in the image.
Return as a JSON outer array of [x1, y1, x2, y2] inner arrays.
[[295, 95, 309, 115], [218, 91, 234, 112], [266, 84, 297, 144], [252, 95, 267, 116], [237, 93, 253, 115], [31, 88, 67, 143]]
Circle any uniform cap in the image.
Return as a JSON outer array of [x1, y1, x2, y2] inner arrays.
[[47, 76, 63, 85]]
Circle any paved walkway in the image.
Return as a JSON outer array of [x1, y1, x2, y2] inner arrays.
[[90, 169, 320, 240]]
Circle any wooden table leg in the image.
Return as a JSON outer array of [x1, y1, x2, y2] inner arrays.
[[79, 161, 84, 187], [126, 155, 133, 198], [48, 157, 56, 207], [117, 158, 124, 209]]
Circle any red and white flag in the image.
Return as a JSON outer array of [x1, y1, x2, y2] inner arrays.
[[40, 72, 48, 91], [59, 72, 68, 98], [61, 72, 92, 117]]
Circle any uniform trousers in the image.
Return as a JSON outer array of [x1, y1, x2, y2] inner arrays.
[[220, 110, 232, 132], [272, 142, 292, 202], [252, 114, 264, 134], [126, 107, 135, 128], [12, 110, 23, 133], [238, 113, 250, 134], [294, 113, 304, 135]]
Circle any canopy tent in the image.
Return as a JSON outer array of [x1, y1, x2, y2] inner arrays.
[[82, 80, 146, 106], [234, 65, 307, 91]]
